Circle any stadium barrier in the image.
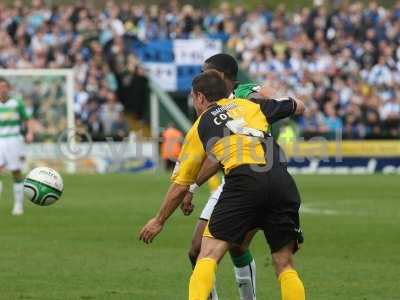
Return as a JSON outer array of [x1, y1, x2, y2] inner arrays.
[[282, 141, 400, 175], [26, 140, 400, 175], [26, 138, 157, 174]]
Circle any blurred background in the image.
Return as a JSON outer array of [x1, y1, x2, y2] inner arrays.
[[0, 0, 399, 173], [1, 2, 399, 299]]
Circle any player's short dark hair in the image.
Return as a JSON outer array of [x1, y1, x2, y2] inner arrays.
[[192, 70, 230, 103], [0, 77, 10, 85], [204, 53, 238, 81]]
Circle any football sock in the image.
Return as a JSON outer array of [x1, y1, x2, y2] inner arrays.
[[13, 181, 24, 208], [278, 269, 305, 300], [0, 180, 3, 199], [189, 258, 217, 300], [230, 250, 257, 300], [189, 252, 219, 300]]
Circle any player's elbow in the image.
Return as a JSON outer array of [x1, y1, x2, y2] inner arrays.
[[294, 98, 305, 115]]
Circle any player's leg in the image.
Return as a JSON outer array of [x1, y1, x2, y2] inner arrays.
[[188, 220, 207, 267], [263, 167, 305, 300], [229, 229, 258, 300], [189, 236, 229, 300], [189, 185, 222, 266], [197, 182, 258, 300], [272, 241, 305, 300], [190, 205, 256, 300], [202, 168, 260, 300], [189, 185, 222, 300], [11, 169, 24, 215], [190, 183, 223, 264], [188, 220, 219, 300], [7, 138, 26, 215]]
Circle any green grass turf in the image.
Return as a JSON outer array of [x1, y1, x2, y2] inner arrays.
[[0, 173, 399, 299]]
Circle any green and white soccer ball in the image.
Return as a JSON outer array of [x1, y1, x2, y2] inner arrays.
[[24, 167, 64, 206]]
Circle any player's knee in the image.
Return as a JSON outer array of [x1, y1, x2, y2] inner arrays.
[[272, 255, 294, 277], [198, 238, 229, 263], [272, 243, 296, 277]]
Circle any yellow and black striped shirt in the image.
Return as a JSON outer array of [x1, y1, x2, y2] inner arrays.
[[171, 97, 296, 185]]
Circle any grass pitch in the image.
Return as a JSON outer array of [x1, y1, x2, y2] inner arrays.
[[0, 173, 399, 299]]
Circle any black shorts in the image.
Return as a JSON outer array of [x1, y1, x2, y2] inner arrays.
[[208, 164, 303, 253]]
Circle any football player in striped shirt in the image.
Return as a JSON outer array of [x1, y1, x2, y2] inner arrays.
[[0, 77, 34, 215]]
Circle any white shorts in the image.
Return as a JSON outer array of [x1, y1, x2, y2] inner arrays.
[[199, 183, 224, 221], [0, 136, 26, 171]]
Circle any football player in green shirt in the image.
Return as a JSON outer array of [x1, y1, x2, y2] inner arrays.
[[0, 77, 34, 215]]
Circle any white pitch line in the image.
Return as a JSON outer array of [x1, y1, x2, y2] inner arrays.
[[300, 204, 367, 216], [300, 205, 341, 215]]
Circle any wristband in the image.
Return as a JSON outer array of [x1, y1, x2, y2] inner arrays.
[[189, 183, 199, 193]]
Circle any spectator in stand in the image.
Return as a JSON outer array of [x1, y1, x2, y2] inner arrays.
[[323, 103, 343, 140], [344, 102, 366, 139], [380, 96, 400, 138], [111, 112, 130, 141], [100, 90, 124, 137], [87, 112, 105, 142], [298, 102, 327, 140]]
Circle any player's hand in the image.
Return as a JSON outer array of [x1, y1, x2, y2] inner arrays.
[[259, 83, 280, 98], [139, 218, 163, 244], [25, 132, 34, 144], [180, 192, 194, 216]]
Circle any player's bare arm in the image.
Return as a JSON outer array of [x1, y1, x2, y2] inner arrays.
[[180, 157, 221, 216], [139, 183, 188, 244], [192, 155, 220, 187], [258, 83, 280, 98], [141, 72, 226, 244]]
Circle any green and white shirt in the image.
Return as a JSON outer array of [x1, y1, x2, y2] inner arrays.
[[0, 98, 30, 138]]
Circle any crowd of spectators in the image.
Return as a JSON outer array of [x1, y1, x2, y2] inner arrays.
[[0, 0, 146, 141], [1, 0, 400, 139], [229, 1, 400, 139]]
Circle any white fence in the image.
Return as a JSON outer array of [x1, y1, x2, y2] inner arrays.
[[26, 140, 158, 174]]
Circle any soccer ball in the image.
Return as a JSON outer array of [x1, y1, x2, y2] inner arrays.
[[23, 167, 64, 206]]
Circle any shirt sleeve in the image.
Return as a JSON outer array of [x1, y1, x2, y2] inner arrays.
[[17, 99, 30, 121], [251, 97, 297, 124], [171, 120, 207, 186], [234, 83, 261, 99]]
